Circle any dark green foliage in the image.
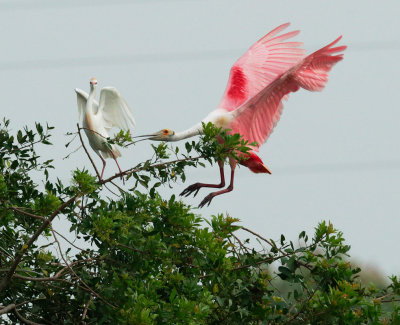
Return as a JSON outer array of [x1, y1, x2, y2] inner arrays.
[[0, 119, 399, 324]]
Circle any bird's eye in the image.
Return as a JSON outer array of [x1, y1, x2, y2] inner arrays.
[[162, 129, 169, 135]]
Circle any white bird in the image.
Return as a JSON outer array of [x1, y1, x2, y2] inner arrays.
[[75, 78, 136, 179]]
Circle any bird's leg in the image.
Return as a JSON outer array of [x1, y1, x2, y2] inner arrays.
[[95, 151, 106, 180], [198, 160, 236, 208], [110, 151, 125, 184], [180, 161, 225, 198]]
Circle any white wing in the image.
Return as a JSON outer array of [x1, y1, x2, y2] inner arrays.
[[98, 87, 136, 131], [75, 88, 99, 122]]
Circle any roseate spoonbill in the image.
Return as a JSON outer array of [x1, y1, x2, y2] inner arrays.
[[75, 78, 135, 179], [140, 23, 346, 207]]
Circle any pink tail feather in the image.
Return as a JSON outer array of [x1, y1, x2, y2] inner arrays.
[[294, 36, 347, 91]]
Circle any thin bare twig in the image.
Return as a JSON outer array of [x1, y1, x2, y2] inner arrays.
[[52, 229, 86, 252], [10, 206, 46, 221], [241, 226, 313, 271], [232, 233, 251, 255], [241, 226, 276, 249], [15, 298, 47, 309], [82, 296, 93, 321], [227, 237, 241, 261], [13, 307, 43, 325], [63, 144, 82, 160], [0, 303, 44, 325], [100, 155, 202, 184], [0, 304, 15, 315], [0, 195, 78, 292], [50, 226, 116, 309], [287, 284, 320, 322], [77, 124, 100, 180]]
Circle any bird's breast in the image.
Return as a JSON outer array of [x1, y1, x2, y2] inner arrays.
[[215, 116, 231, 128], [84, 113, 95, 131], [205, 109, 233, 128]]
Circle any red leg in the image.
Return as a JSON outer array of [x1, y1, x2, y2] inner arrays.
[[180, 161, 225, 198], [198, 160, 236, 208], [110, 151, 125, 184], [110, 151, 123, 175], [95, 151, 106, 180]]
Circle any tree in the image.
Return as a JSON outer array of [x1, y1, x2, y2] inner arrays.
[[0, 119, 399, 324]]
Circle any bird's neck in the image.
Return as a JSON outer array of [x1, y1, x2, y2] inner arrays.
[[86, 87, 97, 114], [169, 123, 203, 141]]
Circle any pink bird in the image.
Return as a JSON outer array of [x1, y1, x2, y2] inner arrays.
[[141, 23, 346, 207]]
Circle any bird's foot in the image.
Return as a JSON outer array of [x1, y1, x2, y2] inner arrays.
[[198, 193, 215, 208], [180, 183, 202, 198]]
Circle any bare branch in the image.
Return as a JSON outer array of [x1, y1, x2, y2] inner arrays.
[[10, 206, 46, 221], [52, 229, 86, 252], [241, 226, 276, 249], [0, 195, 78, 291], [0, 303, 44, 325], [0, 303, 16, 315], [82, 296, 93, 321], [50, 226, 116, 309], [100, 155, 202, 184], [13, 307, 44, 325], [77, 124, 101, 180]]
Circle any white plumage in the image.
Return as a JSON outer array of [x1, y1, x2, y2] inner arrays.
[[75, 78, 135, 179]]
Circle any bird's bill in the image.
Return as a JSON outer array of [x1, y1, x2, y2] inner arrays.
[[263, 163, 272, 174], [132, 130, 164, 141]]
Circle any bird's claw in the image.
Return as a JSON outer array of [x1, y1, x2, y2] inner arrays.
[[198, 193, 214, 208], [180, 183, 202, 198]]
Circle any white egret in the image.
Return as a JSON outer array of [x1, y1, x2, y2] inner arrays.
[[75, 78, 135, 179]]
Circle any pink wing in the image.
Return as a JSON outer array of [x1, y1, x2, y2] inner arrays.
[[230, 36, 347, 151], [218, 23, 306, 112]]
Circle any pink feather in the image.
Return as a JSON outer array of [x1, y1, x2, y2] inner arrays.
[[218, 23, 305, 112], [229, 36, 347, 152]]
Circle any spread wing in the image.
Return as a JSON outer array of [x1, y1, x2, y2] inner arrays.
[[230, 36, 346, 151], [218, 23, 305, 112], [75, 88, 99, 122], [98, 87, 136, 131]]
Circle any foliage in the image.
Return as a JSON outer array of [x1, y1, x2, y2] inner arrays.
[[0, 119, 399, 324]]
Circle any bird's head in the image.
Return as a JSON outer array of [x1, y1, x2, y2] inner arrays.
[[89, 77, 98, 88], [135, 128, 175, 141]]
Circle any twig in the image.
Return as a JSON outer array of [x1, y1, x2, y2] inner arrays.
[[77, 124, 100, 180], [0, 303, 15, 315], [79, 127, 107, 139], [10, 206, 46, 221], [50, 226, 116, 309], [241, 226, 276, 249], [0, 195, 78, 292], [13, 307, 43, 325], [227, 237, 241, 261], [287, 284, 320, 322], [100, 155, 203, 184], [15, 298, 47, 308], [241, 226, 313, 271], [0, 303, 44, 325], [63, 145, 82, 160], [232, 233, 251, 255], [52, 229, 86, 252], [82, 296, 93, 321]]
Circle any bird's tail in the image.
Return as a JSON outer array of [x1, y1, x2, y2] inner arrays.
[[102, 145, 121, 159], [293, 36, 347, 92]]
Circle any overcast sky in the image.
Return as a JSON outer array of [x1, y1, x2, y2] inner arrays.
[[1, 0, 399, 276]]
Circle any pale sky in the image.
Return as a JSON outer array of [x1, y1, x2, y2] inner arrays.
[[1, 0, 399, 275]]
